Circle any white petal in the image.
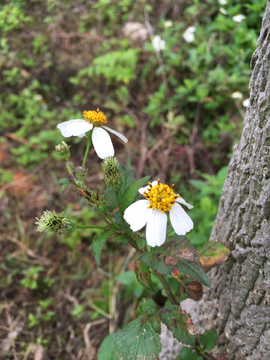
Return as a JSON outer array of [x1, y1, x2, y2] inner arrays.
[[138, 180, 158, 195], [146, 210, 167, 247], [92, 127, 114, 159], [57, 120, 92, 137], [170, 203, 193, 236], [123, 200, 152, 231], [176, 197, 193, 209], [102, 126, 128, 143]]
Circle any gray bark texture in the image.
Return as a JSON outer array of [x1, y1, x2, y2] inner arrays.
[[188, 2, 270, 359]]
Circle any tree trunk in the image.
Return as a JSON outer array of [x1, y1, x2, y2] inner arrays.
[[190, 2, 270, 359]]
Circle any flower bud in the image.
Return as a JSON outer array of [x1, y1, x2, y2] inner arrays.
[[102, 157, 122, 191], [35, 210, 77, 235], [55, 141, 71, 159], [66, 161, 74, 171], [75, 166, 88, 179]]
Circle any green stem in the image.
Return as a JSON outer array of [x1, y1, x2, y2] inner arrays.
[[77, 225, 106, 230], [157, 273, 178, 305], [82, 133, 92, 167], [127, 236, 142, 253]]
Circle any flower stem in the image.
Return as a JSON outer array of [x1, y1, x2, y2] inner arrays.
[[77, 225, 106, 230], [157, 273, 178, 305], [82, 133, 92, 167]]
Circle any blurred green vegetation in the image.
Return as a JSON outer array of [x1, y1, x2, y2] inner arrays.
[[1, 0, 265, 166]]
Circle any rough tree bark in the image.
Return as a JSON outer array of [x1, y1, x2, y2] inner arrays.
[[187, 2, 270, 359]]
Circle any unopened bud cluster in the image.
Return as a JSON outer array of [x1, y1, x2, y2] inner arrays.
[[35, 210, 77, 235], [55, 141, 70, 159], [102, 157, 122, 191]]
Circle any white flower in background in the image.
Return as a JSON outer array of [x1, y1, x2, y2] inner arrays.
[[57, 108, 128, 159], [231, 91, 243, 99], [219, 7, 227, 14], [233, 14, 246, 23], [122, 22, 148, 42], [152, 35, 166, 51], [124, 180, 193, 247], [243, 98, 250, 107], [34, 94, 43, 101], [164, 20, 173, 28], [183, 26, 196, 43], [218, 0, 227, 5]]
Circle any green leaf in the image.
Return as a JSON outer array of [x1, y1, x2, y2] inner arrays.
[[107, 231, 129, 244], [199, 241, 230, 273], [159, 304, 195, 346], [92, 230, 111, 267], [134, 259, 155, 292], [179, 347, 193, 360], [136, 298, 159, 317], [119, 164, 134, 196], [189, 180, 206, 191], [103, 187, 118, 212], [59, 177, 73, 192], [98, 334, 118, 360], [115, 312, 161, 360], [137, 237, 146, 249], [199, 330, 217, 351], [141, 236, 211, 287], [120, 175, 150, 214]]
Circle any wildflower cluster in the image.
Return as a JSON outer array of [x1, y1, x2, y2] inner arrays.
[[34, 107, 230, 360]]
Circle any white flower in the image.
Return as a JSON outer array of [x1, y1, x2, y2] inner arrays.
[[233, 14, 245, 23], [183, 26, 196, 43], [231, 91, 243, 99], [243, 98, 250, 107], [57, 108, 128, 160], [219, 7, 227, 14], [218, 0, 227, 5], [164, 20, 173, 28], [34, 94, 43, 101], [123, 180, 193, 247], [152, 35, 166, 51]]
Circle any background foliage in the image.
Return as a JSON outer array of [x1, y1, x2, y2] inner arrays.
[[0, 0, 266, 359]]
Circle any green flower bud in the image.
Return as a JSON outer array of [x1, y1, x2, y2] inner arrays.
[[55, 141, 71, 159], [102, 157, 122, 191], [75, 166, 88, 179], [66, 161, 74, 171], [35, 210, 77, 235]]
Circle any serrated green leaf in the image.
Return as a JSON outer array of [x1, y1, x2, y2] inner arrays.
[[92, 230, 111, 267], [199, 330, 217, 351], [179, 346, 193, 360], [103, 187, 118, 212], [119, 164, 134, 196], [136, 298, 159, 317], [141, 236, 211, 287], [107, 231, 129, 244], [159, 304, 195, 346], [120, 175, 150, 214], [134, 259, 155, 292], [98, 334, 118, 360], [115, 312, 161, 360]]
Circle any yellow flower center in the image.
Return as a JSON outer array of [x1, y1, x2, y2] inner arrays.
[[143, 179, 180, 214], [83, 108, 107, 126]]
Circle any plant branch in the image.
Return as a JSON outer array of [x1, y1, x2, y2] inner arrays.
[[157, 273, 178, 305]]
